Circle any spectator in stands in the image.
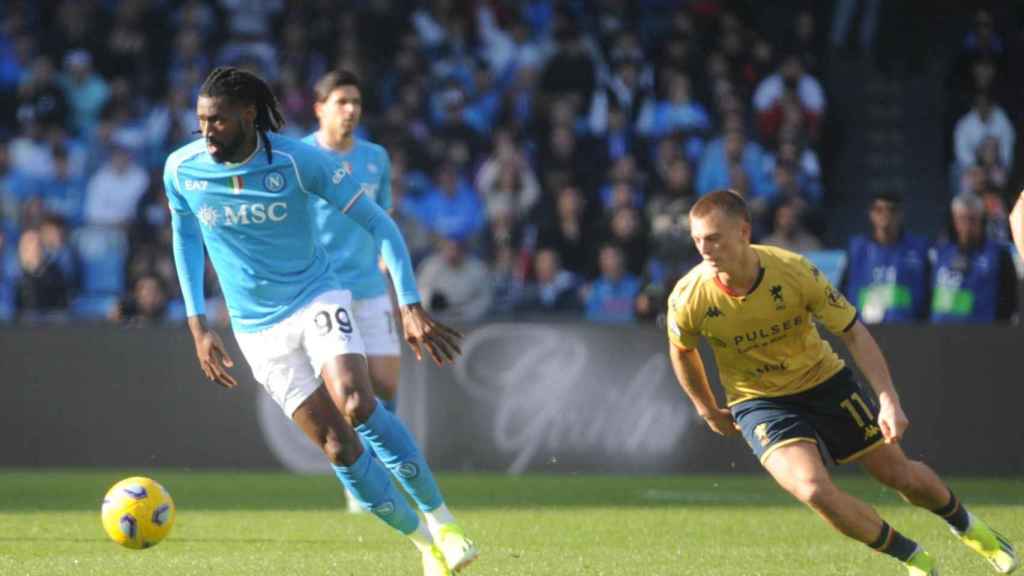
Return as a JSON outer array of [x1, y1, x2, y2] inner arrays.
[[38, 214, 77, 293], [761, 197, 823, 253], [930, 193, 1017, 323], [979, 185, 1011, 244], [417, 236, 493, 323], [82, 136, 149, 228], [535, 182, 596, 277], [763, 136, 823, 206], [954, 91, 1014, 173], [109, 273, 169, 325], [753, 54, 825, 145], [582, 243, 640, 324], [605, 206, 648, 277], [403, 161, 485, 245], [58, 50, 109, 138], [974, 135, 1008, 191], [842, 192, 931, 324], [697, 127, 768, 200], [589, 35, 652, 134], [539, 23, 596, 113], [475, 131, 540, 225], [14, 227, 70, 317], [475, 4, 550, 79], [16, 55, 67, 132], [34, 145, 84, 225], [0, 140, 31, 232], [636, 71, 711, 141], [518, 247, 580, 314]]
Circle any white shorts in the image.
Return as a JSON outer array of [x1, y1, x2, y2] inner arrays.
[[352, 293, 401, 357], [234, 290, 366, 417]]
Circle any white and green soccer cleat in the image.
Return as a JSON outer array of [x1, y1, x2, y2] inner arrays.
[[421, 544, 452, 576], [434, 523, 479, 572], [954, 513, 1019, 574], [905, 549, 939, 576]]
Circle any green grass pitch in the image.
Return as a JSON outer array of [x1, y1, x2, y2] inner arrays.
[[0, 471, 1020, 575]]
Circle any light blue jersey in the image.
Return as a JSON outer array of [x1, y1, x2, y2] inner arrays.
[[163, 133, 419, 333], [303, 133, 392, 300]]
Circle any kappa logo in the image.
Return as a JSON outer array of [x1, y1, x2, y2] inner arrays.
[[183, 178, 208, 192], [770, 285, 785, 310], [825, 286, 847, 309], [705, 306, 723, 319], [368, 162, 378, 174], [755, 423, 770, 447], [263, 170, 285, 192]]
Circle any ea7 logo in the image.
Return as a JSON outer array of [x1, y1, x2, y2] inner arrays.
[[184, 179, 208, 191]]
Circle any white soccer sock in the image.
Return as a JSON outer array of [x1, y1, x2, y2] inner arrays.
[[424, 503, 455, 532], [407, 519, 435, 553]]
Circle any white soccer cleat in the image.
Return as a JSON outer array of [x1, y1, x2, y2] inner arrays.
[[421, 544, 452, 576], [433, 523, 479, 572]]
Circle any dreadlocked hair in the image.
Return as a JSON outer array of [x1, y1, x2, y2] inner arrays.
[[199, 66, 285, 163]]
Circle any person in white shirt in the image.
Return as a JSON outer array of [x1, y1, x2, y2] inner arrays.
[[954, 92, 1015, 172]]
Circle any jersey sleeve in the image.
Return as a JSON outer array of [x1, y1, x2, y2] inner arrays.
[[163, 160, 191, 215], [302, 145, 420, 306], [164, 161, 206, 317], [800, 256, 857, 333], [377, 148, 393, 212], [666, 284, 701, 350]]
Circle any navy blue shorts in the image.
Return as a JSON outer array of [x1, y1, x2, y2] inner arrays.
[[731, 368, 885, 465]]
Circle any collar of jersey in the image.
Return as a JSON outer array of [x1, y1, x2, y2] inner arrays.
[[223, 140, 264, 167], [713, 265, 765, 298]]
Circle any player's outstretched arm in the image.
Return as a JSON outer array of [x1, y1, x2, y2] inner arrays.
[[400, 303, 463, 367], [668, 343, 738, 436], [838, 320, 907, 443], [1010, 190, 1024, 259], [186, 315, 238, 389]]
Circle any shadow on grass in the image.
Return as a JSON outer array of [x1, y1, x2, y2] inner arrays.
[[0, 470, 1021, 512]]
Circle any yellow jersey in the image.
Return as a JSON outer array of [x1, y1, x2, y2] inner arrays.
[[667, 245, 858, 406]]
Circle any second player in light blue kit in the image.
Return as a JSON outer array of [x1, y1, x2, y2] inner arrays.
[[304, 69, 407, 514], [164, 67, 478, 575], [304, 70, 402, 412]]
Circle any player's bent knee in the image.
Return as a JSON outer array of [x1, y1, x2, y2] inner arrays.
[[320, 430, 360, 466], [344, 390, 377, 423], [873, 459, 918, 493], [790, 477, 837, 508]]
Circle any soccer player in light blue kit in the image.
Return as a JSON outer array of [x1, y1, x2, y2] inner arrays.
[[164, 67, 479, 575], [305, 71, 401, 414], [304, 69, 405, 514]]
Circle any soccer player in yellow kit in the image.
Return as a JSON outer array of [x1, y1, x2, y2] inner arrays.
[[667, 190, 1018, 575]]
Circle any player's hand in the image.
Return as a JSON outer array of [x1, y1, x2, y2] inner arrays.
[[701, 408, 740, 436], [192, 328, 238, 388], [877, 395, 908, 444], [400, 303, 463, 366]]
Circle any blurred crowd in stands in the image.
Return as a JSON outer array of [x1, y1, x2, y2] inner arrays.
[[0, 1, 1018, 327]]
